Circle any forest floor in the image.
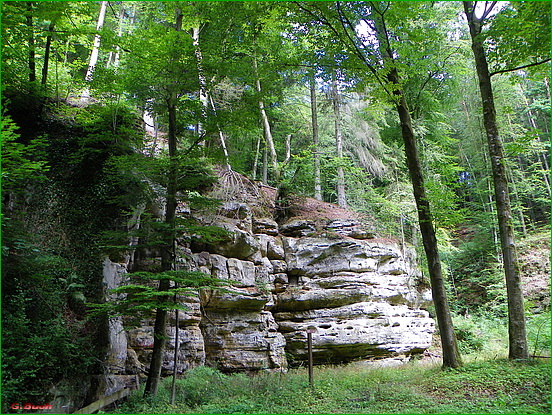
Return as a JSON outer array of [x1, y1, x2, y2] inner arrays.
[[110, 354, 550, 414]]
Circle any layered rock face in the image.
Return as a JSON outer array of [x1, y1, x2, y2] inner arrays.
[[273, 236, 434, 363], [112, 191, 435, 376]]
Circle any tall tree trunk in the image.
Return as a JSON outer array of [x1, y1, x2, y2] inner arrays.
[[372, 9, 462, 368], [192, 27, 209, 140], [170, 289, 180, 405], [144, 9, 183, 397], [464, 1, 528, 360], [262, 143, 268, 184], [252, 135, 261, 181], [144, 98, 178, 397], [26, 2, 36, 83], [310, 74, 322, 201], [394, 71, 462, 369], [331, 72, 347, 208], [253, 55, 279, 182], [85, 1, 108, 81], [41, 22, 55, 85]]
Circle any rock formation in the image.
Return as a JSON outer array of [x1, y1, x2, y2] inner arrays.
[[108, 178, 435, 379]]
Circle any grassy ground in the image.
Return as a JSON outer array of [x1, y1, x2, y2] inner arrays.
[[109, 354, 550, 414]]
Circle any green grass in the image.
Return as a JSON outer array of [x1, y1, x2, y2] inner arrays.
[[108, 356, 550, 414]]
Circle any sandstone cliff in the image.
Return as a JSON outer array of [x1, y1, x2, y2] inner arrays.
[[104, 175, 435, 380]]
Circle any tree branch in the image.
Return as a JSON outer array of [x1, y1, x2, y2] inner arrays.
[[183, 132, 207, 155], [490, 58, 551, 77], [481, 1, 498, 21], [334, 2, 391, 96]]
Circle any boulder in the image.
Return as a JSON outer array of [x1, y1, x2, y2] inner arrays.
[[284, 237, 381, 276], [227, 258, 256, 287]]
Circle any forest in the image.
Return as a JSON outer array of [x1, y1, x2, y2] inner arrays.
[[1, 1, 550, 414]]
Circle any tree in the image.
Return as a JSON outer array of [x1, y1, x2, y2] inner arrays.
[[462, 1, 538, 360], [143, 6, 184, 397], [370, 2, 462, 368], [26, 1, 36, 83], [294, 1, 462, 367], [117, 2, 201, 395], [84, 1, 107, 82]]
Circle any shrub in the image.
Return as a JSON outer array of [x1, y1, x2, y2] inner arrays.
[[452, 315, 487, 354]]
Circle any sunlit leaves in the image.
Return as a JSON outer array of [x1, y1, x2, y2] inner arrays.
[[485, 1, 551, 75]]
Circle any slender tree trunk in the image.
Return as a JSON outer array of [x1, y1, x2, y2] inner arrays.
[[192, 27, 209, 139], [170, 290, 179, 405], [85, 0, 108, 81], [26, 2, 36, 83], [253, 55, 279, 182], [144, 100, 177, 397], [505, 114, 528, 235], [252, 135, 261, 181], [331, 72, 347, 208], [310, 74, 322, 201], [464, 1, 528, 360], [372, 9, 462, 368], [144, 9, 183, 397], [262, 143, 268, 184], [395, 76, 462, 368], [41, 22, 55, 85]]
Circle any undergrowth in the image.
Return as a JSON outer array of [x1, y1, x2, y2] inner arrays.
[[108, 357, 550, 414]]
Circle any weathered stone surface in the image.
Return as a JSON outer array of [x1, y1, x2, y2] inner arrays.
[[209, 254, 230, 280], [324, 219, 375, 239], [102, 259, 128, 374], [284, 237, 381, 276], [227, 258, 256, 287], [201, 288, 270, 311], [267, 236, 285, 260], [220, 201, 251, 220], [275, 302, 434, 363], [275, 287, 374, 311], [270, 260, 287, 273], [253, 218, 279, 235], [162, 325, 205, 374], [200, 224, 260, 260], [201, 310, 287, 372], [116, 185, 435, 378], [280, 219, 317, 237]]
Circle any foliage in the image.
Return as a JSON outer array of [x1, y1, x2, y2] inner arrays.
[[526, 313, 551, 357], [485, 1, 551, 75], [91, 270, 230, 326], [1, 97, 147, 409], [1, 241, 96, 409], [1, 113, 49, 192]]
